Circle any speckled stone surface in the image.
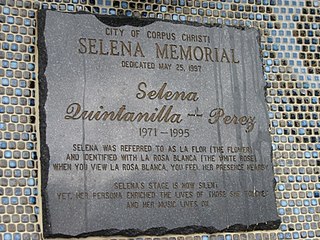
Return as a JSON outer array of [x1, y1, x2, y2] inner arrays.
[[38, 10, 279, 237]]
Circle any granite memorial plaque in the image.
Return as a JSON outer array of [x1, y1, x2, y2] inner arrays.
[[38, 10, 280, 237]]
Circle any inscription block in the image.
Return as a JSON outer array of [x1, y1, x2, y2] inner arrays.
[[38, 10, 280, 237]]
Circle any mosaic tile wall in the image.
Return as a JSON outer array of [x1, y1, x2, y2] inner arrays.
[[0, 0, 319, 239]]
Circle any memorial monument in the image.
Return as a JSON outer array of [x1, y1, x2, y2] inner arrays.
[[38, 10, 280, 237]]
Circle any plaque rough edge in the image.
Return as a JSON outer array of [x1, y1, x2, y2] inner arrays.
[[37, 9, 281, 238]]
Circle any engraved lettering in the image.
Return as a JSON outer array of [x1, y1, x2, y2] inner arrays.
[[136, 82, 199, 101], [77, 38, 145, 57], [78, 38, 87, 54], [208, 108, 256, 133], [155, 43, 239, 64], [64, 103, 182, 123]]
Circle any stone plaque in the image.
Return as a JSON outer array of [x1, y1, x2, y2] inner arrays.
[[38, 10, 280, 237]]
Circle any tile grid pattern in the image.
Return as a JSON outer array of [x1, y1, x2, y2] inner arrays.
[[0, 0, 319, 239]]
